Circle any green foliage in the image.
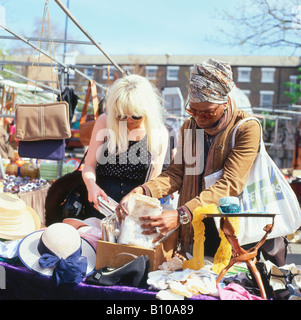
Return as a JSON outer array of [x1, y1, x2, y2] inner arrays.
[[260, 111, 275, 129], [283, 67, 301, 104], [0, 48, 15, 78]]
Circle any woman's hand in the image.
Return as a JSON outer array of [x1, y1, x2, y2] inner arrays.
[[115, 186, 144, 222], [87, 182, 109, 210], [139, 210, 180, 242]]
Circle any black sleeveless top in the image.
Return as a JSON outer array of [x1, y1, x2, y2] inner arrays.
[[96, 135, 152, 181]]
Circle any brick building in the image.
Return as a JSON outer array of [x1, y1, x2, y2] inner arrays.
[[73, 54, 300, 109], [70, 54, 300, 168]]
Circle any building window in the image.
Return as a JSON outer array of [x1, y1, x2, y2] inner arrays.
[[123, 66, 134, 74], [102, 65, 116, 80], [167, 66, 179, 81], [237, 67, 252, 82], [145, 66, 158, 80], [261, 68, 276, 83], [85, 68, 94, 79], [289, 75, 298, 93], [260, 90, 274, 106]]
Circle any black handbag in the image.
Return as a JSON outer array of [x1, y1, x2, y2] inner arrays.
[[60, 150, 106, 221], [45, 149, 105, 226], [60, 151, 88, 219]]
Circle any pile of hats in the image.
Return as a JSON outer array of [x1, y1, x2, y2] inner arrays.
[[0, 193, 41, 240], [0, 193, 96, 285]]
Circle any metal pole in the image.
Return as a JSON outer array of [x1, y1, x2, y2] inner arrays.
[[0, 35, 97, 45], [63, 0, 69, 65], [0, 24, 106, 91], [53, 0, 127, 75], [1, 67, 89, 106]]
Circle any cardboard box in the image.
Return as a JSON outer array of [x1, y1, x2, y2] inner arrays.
[[96, 229, 178, 271]]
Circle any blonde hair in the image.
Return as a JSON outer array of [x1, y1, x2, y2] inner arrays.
[[105, 74, 166, 157]]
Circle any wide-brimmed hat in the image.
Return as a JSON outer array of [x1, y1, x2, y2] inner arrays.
[[0, 193, 41, 240], [18, 223, 96, 285]]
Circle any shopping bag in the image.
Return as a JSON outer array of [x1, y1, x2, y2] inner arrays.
[[79, 80, 99, 146], [205, 117, 301, 245]]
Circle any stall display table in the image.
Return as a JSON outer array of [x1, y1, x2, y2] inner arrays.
[[203, 213, 276, 300], [0, 260, 218, 300]]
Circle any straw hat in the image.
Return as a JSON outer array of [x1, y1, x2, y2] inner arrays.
[[0, 193, 41, 240], [18, 223, 96, 284]]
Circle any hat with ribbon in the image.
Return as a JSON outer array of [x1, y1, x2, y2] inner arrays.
[[18, 222, 96, 285], [0, 193, 41, 240], [189, 58, 235, 104]]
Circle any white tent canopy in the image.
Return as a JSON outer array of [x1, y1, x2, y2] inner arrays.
[[0, 76, 56, 108]]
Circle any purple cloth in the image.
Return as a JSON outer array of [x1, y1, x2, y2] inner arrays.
[[0, 261, 218, 300], [18, 140, 65, 160]]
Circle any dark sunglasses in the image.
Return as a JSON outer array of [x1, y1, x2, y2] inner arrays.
[[116, 115, 143, 121], [185, 101, 221, 120]]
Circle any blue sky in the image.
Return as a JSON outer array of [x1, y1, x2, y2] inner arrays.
[[0, 0, 298, 57]]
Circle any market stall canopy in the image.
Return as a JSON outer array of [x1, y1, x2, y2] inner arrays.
[[0, 76, 56, 110]]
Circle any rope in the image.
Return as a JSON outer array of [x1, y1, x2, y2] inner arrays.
[[22, 0, 62, 103]]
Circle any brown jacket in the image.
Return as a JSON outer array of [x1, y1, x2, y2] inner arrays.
[[143, 109, 261, 252]]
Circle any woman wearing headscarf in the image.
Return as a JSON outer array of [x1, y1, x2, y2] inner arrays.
[[117, 58, 263, 257], [82, 74, 168, 205]]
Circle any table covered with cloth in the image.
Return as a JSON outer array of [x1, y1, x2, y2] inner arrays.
[[0, 260, 218, 300]]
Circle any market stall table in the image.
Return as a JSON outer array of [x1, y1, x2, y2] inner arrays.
[[18, 186, 49, 226], [0, 260, 218, 300]]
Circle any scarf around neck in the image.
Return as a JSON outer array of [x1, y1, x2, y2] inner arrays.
[[204, 97, 237, 176]]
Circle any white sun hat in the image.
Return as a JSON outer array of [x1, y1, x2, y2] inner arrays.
[[18, 223, 96, 285], [0, 193, 41, 240]]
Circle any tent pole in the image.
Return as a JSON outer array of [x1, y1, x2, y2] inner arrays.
[[53, 0, 127, 75], [0, 24, 106, 91]]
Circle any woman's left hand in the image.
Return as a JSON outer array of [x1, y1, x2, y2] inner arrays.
[[139, 210, 180, 243]]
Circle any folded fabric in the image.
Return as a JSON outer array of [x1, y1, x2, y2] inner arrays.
[[156, 289, 185, 300], [147, 268, 218, 297], [218, 283, 263, 300], [222, 272, 260, 296], [0, 239, 22, 259]]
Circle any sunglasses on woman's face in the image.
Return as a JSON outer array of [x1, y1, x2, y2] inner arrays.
[[116, 115, 143, 121], [185, 102, 221, 120]]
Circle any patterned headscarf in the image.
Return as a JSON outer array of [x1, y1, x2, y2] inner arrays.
[[189, 58, 235, 104]]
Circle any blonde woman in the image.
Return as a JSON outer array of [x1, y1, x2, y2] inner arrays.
[[82, 74, 168, 206]]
